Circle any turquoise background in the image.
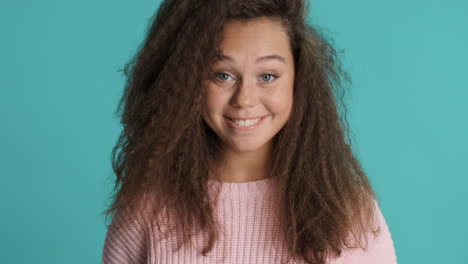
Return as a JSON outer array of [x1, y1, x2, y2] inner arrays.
[[1, 0, 466, 263]]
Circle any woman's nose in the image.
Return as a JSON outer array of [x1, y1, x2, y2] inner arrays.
[[230, 79, 258, 108]]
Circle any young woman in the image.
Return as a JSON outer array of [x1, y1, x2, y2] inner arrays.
[[101, 0, 397, 263]]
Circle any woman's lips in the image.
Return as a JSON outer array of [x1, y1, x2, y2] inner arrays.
[[225, 115, 268, 120], [224, 115, 268, 131]]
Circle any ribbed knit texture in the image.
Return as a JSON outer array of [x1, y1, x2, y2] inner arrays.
[[102, 176, 397, 263]]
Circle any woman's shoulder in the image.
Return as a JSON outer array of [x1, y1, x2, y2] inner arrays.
[[339, 200, 398, 263]]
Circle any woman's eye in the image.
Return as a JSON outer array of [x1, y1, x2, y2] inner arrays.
[[213, 72, 278, 83], [260, 74, 278, 82], [214, 72, 233, 81]]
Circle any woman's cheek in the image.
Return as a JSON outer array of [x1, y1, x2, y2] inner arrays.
[[266, 88, 293, 111]]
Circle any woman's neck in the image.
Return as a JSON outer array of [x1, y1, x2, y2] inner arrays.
[[211, 142, 273, 183]]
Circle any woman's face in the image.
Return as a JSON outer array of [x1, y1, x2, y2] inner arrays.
[[203, 17, 295, 154]]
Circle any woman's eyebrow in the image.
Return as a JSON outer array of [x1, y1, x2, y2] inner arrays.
[[218, 54, 286, 64]]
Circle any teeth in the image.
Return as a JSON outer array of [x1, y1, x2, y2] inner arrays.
[[232, 118, 261, 127]]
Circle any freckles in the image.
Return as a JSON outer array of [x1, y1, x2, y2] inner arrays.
[[264, 97, 291, 115], [268, 87, 293, 104], [206, 87, 231, 111], [205, 86, 220, 101], [205, 93, 219, 111]]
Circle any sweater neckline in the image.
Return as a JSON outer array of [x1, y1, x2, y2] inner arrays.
[[207, 176, 280, 198]]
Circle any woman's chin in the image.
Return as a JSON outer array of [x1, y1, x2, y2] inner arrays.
[[224, 140, 271, 154]]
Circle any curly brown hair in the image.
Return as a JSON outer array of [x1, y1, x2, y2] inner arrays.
[[102, 0, 381, 263]]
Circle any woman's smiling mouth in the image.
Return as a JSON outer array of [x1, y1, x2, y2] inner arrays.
[[225, 115, 268, 131]]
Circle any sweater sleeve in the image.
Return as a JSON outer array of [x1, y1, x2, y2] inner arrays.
[[102, 207, 148, 264], [343, 201, 398, 264]]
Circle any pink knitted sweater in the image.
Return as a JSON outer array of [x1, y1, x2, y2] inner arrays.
[[102, 176, 397, 263]]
